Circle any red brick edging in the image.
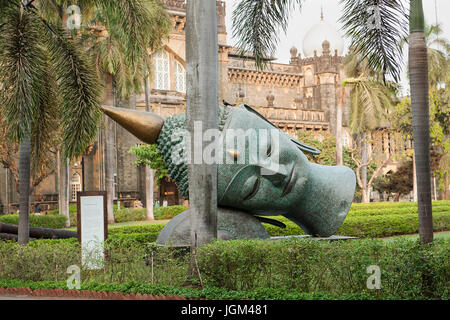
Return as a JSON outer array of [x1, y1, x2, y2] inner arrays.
[[0, 287, 187, 300]]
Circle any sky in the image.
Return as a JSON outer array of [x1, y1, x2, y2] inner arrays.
[[223, 0, 450, 95]]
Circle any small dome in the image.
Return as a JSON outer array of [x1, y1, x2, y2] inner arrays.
[[302, 19, 344, 57], [290, 46, 298, 57]]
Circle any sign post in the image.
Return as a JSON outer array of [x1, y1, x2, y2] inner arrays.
[[77, 191, 108, 269]]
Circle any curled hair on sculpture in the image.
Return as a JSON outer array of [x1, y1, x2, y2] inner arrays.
[[157, 105, 232, 199]]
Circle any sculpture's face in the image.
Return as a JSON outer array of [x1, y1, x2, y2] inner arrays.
[[218, 106, 312, 216]]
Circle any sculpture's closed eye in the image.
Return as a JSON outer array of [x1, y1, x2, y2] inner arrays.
[[243, 177, 260, 201]]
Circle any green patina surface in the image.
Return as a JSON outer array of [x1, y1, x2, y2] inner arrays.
[[156, 105, 356, 238]]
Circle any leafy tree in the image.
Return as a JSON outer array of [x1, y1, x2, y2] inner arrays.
[[296, 130, 354, 169], [373, 161, 413, 201], [129, 144, 168, 185]]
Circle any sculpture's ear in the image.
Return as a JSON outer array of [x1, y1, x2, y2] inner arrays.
[[242, 104, 321, 155]]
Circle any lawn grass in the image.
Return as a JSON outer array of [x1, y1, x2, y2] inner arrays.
[[65, 219, 170, 231], [381, 231, 450, 241]]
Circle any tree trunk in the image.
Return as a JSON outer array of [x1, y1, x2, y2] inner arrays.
[[409, 0, 433, 244], [360, 133, 369, 203], [104, 74, 116, 224], [413, 149, 418, 201], [144, 70, 155, 221], [336, 87, 343, 166], [145, 167, 154, 220], [444, 173, 449, 200], [18, 138, 31, 245], [58, 151, 70, 228], [5, 168, 9, 215], [0, 222, 77, 239], [186, 0, 218, 248]]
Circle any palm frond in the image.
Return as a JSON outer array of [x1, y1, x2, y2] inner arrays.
[[0, 5, 46, 143], [340, 0, 409, 82], [232, 0, 303, 70], [42, 19, 102, 159], [80, 0, 170, 97], [30, 55, 60, 173]]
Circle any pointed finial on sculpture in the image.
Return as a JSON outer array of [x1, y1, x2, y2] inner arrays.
[[321, 6, 324, 21], [101, 105, 164, 144]]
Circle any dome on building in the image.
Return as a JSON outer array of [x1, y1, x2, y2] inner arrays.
[[302, 12, 344, 57]]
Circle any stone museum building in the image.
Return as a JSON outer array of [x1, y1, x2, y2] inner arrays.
[[0, 0, 404, 213]]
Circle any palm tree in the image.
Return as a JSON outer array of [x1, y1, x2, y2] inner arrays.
[[78, 0, 170, 224], [38, 0, 170, 224], [342, 53, 398, 202], [0, 0, 101, 244], [232, 0, 433, 242], [424, 23, 449, 88]]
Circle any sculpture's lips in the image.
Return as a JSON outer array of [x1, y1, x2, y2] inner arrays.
[[282, 165, 296, 197]]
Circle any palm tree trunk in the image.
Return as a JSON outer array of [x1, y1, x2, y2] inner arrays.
[[409, 0, 433, 243], [5, 168, 9, 215], [57, 151, 70, 227], [186, 0, 218, 248], [444, 173, 449, 200], [145, 167, 155, 220], [101, 73, 116, 224], [336, 87, 343, 166], [361, 133, 369, 203], [413, 149, 418, 201], [144, 72, 154, 221], [18, 138, 31, 245]]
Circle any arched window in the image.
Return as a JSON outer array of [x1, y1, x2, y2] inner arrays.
[[154, 50, 170, 90], [71, 173, 81, 202], [175, 60, 186, 93], [305, 68, 314, 86]]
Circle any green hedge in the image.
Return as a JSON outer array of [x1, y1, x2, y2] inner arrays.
[[114, 208, 147, 223], [348, 206, 450, 216], [49, 205, 187, 226], [0, 279, 378, 300], [154, 205, 186, 220], [263, 212, 450, 238], [0, 214, 67, 229], [108, 224, 165, 235], [0, 238, 447, 299], [349, 200, 450, 210], [114, 205, 187, 223], [197, 238, 449, 299]]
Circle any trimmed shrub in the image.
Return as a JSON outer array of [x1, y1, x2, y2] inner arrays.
[[0, 279, 376, 300], [0, 238, 447, 299], [263, 212, 450, 238], [154, 205, 186, 220], [114, 205, 187, 223], [114, 208, 147, 223], [108, 224, 165, 235], [0, 214, 67, 229], [197, 238, 449, 299], [348, 206, 450, 216], [349, 200, 450, 210]]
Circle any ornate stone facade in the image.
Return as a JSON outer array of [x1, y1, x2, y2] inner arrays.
[[0, 0, 366, 212]]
